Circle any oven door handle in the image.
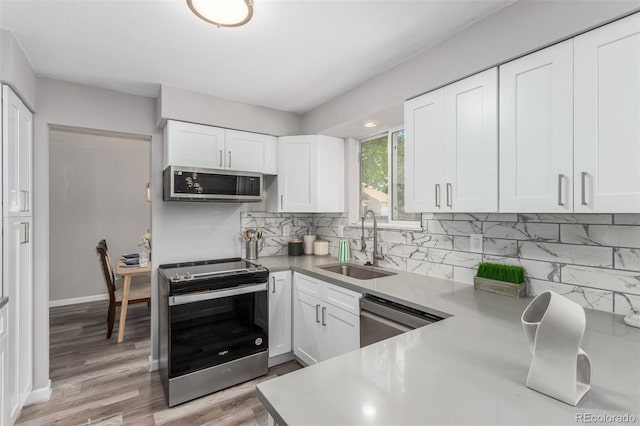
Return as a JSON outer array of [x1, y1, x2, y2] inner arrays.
[[169, 283, 267, 306]]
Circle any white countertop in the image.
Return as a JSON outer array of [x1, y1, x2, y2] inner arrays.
[[255, 255, 640, 426]]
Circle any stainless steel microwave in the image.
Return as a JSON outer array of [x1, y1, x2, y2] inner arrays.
[[163, 166, 263, 202]]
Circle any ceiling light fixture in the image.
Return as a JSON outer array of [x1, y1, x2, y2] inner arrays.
[[363, 121, 378, 128], [187, 0, 254, 28]]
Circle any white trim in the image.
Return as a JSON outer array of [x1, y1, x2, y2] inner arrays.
[[149, 356, 159, 372], [25, 380, 52, 405], [48, 294, 109, 308]]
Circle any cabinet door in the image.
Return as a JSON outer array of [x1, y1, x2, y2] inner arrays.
[[292, 289, 323, 365], [574, 13, 640, 212], [277, 136, 317, 212], [18, 99, 33, 216], [0, 306, 8, 425], [3, 85, 22, 216], [164, 120, 225, 169], [404, 89, 445, 212], [323, 304, 360, 360], [225, 129, 277, 174], [268, 272, 292, 358], [3, 217, 31, 423], [315, 136, 345, 213], [444, 68, 498, 212], [500, 41, 574, 212]]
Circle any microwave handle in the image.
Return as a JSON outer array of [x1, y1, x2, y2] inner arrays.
[[169, 283, 267, 306]]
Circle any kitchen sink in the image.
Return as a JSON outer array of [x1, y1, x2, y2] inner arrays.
[[317, 263, 396, 280]]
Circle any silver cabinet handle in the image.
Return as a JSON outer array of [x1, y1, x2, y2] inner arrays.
[[228, 151, 232, 168], [21, 222, 29, 244], [315, 304, 321, 323], [321, 306, 327, 326], [446, 183, 452, 207], [557, 174, 564, 206], [581, 172, 588, 205], [435, 184, 440, 208], [280, 195, 284, 210], [219, 150, 223, 167], [271, 276, 276, 293]]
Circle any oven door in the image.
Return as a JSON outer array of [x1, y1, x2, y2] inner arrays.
[[168, 283, 268, 378]]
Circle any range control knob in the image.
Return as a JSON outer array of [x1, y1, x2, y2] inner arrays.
[[185, 272, 192, 280]]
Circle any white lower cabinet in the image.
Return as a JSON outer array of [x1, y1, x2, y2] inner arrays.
[[3, 217, 33, 425], [293, 290, 323, 365], [0, 304, 8, 424], [293, 273, 360, 365], [268, 271, 292, 359]]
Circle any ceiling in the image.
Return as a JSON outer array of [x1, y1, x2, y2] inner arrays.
[[0, 0, 515, 114]]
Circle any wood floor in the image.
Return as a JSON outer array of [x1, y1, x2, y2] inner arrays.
[[17, 301, 301, 426]]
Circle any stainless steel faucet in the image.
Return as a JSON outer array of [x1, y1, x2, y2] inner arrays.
[[361, 209, 384, 267]]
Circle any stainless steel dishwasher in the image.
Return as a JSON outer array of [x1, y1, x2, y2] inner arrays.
[[360, 294, 444, 347]]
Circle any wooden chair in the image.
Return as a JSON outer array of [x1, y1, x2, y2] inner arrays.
[[96, 239, 150, 339]]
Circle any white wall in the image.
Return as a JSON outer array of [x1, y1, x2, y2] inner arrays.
[[302, 0, 640, 136], [48, 130, 150, 303]]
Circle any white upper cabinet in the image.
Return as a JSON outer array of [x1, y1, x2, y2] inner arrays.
[[499, 40, 574, 212], [405, 89, 445, 212], [3, 85, 33, 217], [164, 120, 277, 174], [444, 68, 498, 212], [164, 120, 225, 169], [224, 129, 277, 174], [404, 68, 498, 213], [574, 13, 640, 213], [276, 135, 344, 213]]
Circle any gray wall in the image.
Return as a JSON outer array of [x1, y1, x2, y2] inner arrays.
[[48, 130, 151, 303], [0, 29, 37, 110], [34, 78, 161, 392], [34, 78, 304, 391], [302, 0, 640, 136], [158, 85, 302, 136]]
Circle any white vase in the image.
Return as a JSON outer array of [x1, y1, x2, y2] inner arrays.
[[521, 291, 591, 406], [139, 247, 149, 267]]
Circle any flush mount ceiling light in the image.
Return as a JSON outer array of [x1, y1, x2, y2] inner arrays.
[[363, 121, 378, 128], [187, 0, 254, 28]]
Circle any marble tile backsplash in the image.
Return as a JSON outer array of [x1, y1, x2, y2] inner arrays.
[[309, 212, 640, 315], [240, 211, 640, 315]]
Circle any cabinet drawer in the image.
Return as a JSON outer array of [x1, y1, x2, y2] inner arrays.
[[295, 273, 324, 298], [326, 284, 361, 315]]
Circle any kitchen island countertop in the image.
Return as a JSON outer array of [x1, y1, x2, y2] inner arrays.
[[255, 255, 640, 425]]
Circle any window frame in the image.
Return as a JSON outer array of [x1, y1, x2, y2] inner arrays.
[[355, 125, 421, 229]]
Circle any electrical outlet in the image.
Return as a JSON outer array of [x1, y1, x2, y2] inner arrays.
[[338, 225, 344, 238], [283, 225, 290, 236], [470, 234, 483, 253]]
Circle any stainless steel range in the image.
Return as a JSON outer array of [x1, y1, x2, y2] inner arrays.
[[158, 258, 269, 407]]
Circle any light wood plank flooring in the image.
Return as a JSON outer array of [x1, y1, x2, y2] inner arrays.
[[17, 301, 301, 425]]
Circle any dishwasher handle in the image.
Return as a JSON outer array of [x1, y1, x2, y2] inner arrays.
[[360, 295, 442, 329], [360, 310, 413, 333]]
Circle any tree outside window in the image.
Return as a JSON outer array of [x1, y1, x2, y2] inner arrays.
[[360, 128, 420, 225]]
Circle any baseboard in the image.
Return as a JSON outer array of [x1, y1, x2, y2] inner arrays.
[[149, 356, 159, 372], [268, 352, 295, 368], [49, 294, 109, 307], [25, 380, 52, 405]]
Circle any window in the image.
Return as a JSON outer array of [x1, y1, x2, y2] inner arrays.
[[359, 128, 420, 225]]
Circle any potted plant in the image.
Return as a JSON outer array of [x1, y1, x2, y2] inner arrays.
[[474, 262, 526, 298]]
